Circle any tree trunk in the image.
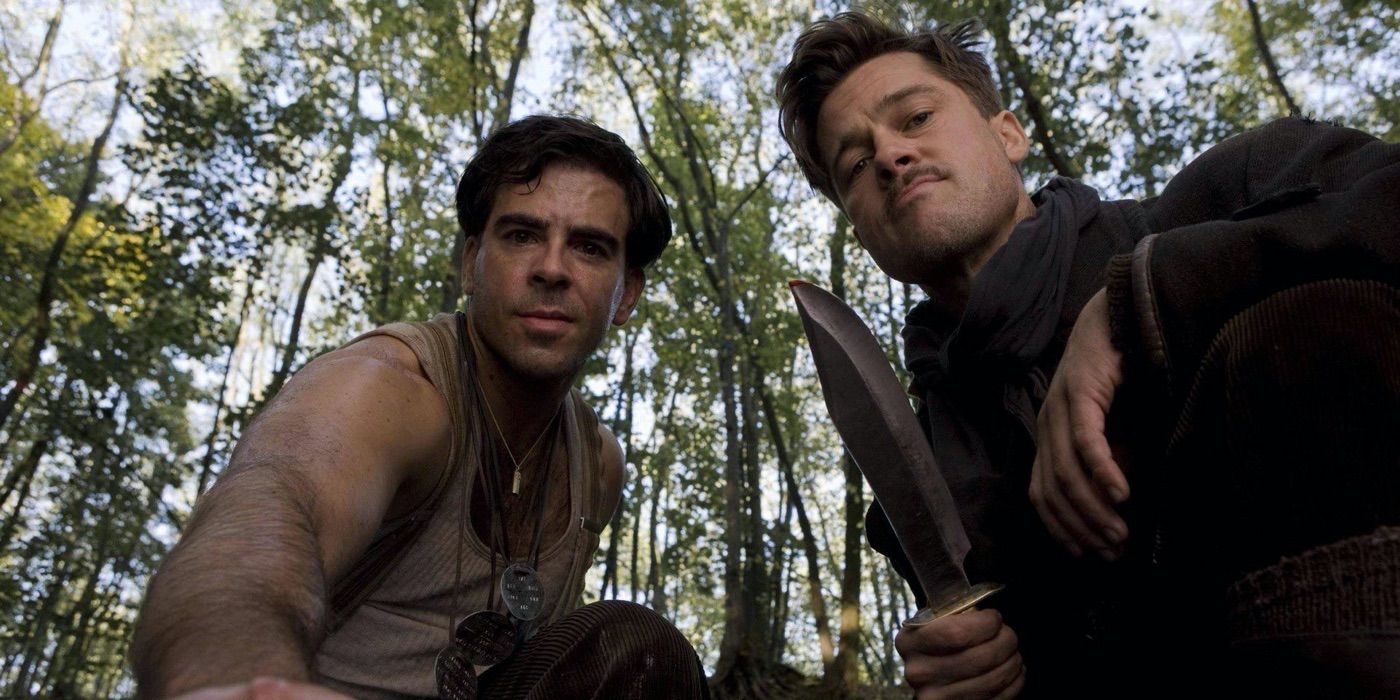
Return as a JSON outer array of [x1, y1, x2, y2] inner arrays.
[[375, 127, 396, 326], [0, 68, 128, 438], [10, 502, 84, 691], [739, 372, 771, 660], [756, 379, 836, 677], [599, 329, 637, 599], [627, 464, 642, 602], [765, 494, 796, 663], [443, 0, 533, 310], [0, 0, 65, 160], [264, 76, 359, 399], [0, 379, 69, 551], [493, 0, 534, 129], [0, 436, 49, 551], [828, 219, 864, 689], [39, 522, 114, 693], [264, 245, 325, 399], [196, 271, 257, 496], [713, 333, 747, 680]]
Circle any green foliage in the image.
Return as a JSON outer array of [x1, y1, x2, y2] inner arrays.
[[0, 0, 1394, 695]]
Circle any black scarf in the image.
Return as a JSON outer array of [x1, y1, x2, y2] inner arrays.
[[904, 176, 1102, 388], [898, 177, 1102, 568]]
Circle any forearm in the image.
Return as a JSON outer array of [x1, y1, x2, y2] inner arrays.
[[132, 462, 329, 697]]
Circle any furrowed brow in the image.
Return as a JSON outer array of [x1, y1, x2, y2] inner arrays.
[[875, 84, 944, 113], [492, 212, 547, 231]]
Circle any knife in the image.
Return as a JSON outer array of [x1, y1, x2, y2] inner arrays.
[[789, 280, 1001, 628]]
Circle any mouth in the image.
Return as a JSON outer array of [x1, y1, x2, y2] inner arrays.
[[894, 173, 942, 208], [517, 309, 574, 333]]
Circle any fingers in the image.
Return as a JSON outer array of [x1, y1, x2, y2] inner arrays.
[[989, 663, 1027, 700], [1029, 454, 1076, 555], [1042, 395, 1108, 553], [1060, 390, 1128, 547], [914, 650, 1024, 700], [898, 610, 1023, 700], [167, 679, 358, 700], [1031, 372, 1128, 559], [1069, 392, 1129, 505], [1032, 392, 1111, 557], [897, 608, 1003, 658]]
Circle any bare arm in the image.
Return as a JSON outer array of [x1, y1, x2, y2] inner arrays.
[[131, 337, 451, 697]]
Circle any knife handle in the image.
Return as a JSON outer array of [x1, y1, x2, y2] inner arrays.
[[901, 582, 1005, 630]]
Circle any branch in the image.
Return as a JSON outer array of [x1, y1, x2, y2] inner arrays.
[[1244, 0, 1301, 116], [988, 8, 1081, 178]]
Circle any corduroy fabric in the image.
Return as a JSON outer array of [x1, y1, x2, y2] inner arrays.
[[1228, 526, 1400, 641], [478, 600, 708, 700], [1158, 279, 1400, 582], [1226, 526, 1400, 697], [1146, 279, 1400, 696]]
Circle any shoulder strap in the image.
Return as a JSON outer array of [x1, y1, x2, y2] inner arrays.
[[568, 391, 611, 535], [326, 314, 467, 634]]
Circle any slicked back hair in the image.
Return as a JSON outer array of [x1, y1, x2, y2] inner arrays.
[[776, 12, 1000, 203], [455, 114, 672, 270]]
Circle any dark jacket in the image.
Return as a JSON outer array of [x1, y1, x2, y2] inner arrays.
[[869, 117, 1400, 695]]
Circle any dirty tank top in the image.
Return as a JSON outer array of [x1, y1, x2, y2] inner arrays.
[[313, 313, 610, 699]]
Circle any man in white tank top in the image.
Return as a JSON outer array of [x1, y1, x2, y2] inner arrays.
[[131, 116, 707, 699]]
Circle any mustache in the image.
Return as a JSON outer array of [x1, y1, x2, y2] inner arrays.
[[884, 164, 947, 214], [515, 294, 577, 317]]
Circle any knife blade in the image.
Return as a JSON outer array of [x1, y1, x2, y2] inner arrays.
[[789, 280, 1000, 627]]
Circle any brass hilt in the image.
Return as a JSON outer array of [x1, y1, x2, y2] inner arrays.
[[901, 582, 1004, 630]]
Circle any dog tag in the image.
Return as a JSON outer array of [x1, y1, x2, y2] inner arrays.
[[434, 645, 478, 700], [454, 610, 517, 666], [500, 563, 545, 621]]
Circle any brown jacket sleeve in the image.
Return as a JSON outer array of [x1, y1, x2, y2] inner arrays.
[[1107, 117, 1400, 400]]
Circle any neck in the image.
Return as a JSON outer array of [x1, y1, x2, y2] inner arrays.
[[469, 332, 572, 458], [918, 191, 1037, 317]]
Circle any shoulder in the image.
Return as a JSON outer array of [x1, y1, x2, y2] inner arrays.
[[1150, 118, 1395, 233], [241, 334, 452, 502], [595, 422, 627, 523], [270, 336, 442, 429]]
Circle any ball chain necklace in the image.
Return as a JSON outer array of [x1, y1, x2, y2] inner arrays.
[[437, 312, 563, 700], [479, 374, 554, 496]]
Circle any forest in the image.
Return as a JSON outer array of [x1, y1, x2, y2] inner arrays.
[[1, 0, 1395, 696]]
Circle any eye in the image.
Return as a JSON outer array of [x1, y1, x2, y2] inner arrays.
[[508, 229, 535, 244], [908, 111, 931, 128], [849, 157, 869, 180], [577, 242, 606, 258]]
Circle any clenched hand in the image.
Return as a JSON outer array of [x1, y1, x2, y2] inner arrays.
[[896, 608, 1024, 699]]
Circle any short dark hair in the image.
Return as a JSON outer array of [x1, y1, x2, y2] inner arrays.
[[776, 13, 1000, 202], [455, 114, 672, 269]]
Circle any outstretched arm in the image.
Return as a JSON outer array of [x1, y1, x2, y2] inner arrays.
[[131, 338, 450, 697]]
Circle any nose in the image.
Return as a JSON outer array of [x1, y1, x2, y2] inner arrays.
[[872, 132, 917, 188], [530, 237, 571, 289]]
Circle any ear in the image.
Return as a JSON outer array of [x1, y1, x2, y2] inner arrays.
[[460, 235, 481, 296], [990, 110, 1030, 166], [611, 267, 646, 325]]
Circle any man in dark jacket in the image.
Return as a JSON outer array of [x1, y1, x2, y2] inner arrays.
[[777, 11, 1400, 698]]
